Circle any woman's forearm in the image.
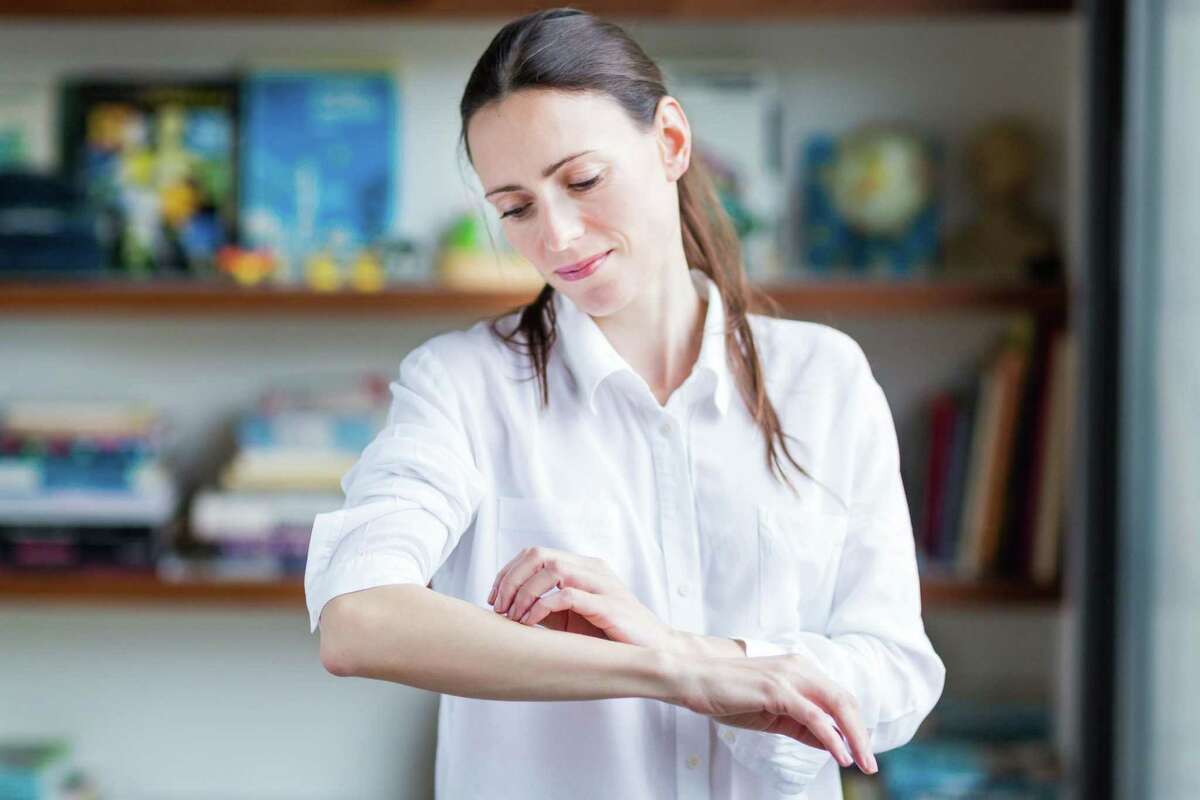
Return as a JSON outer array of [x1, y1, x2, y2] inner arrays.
[[319, 583, 681, 703]]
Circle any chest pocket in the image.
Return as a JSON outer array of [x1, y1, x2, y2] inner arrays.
[[757, 507, 849, 634], [495, 496, 628, 581]]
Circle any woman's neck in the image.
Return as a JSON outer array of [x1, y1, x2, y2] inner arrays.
[[593, 257, 706, 408]]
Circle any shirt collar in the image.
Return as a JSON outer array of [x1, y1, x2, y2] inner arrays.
[[552, 268, 732, 417]]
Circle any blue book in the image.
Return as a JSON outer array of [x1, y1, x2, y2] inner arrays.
[[240, 70, 398, 281], [236, 411, 382, 453], [0, 740, 90, 800]]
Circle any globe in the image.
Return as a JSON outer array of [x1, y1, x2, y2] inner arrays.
[[829, 126, 934, 237]]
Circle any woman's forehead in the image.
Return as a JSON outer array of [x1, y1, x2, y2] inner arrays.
[[468, 90, 642, 177]]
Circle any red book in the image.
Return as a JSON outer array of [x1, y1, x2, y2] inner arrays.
[[920, 392, 957, 559]]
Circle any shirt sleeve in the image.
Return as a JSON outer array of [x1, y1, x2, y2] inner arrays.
[[713, 355, 946, 794], [303, 343, 488, 634]]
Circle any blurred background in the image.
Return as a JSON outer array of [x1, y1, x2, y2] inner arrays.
[[0, 1, 1191, 798]]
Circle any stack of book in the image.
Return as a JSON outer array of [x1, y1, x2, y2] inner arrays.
[[163, 373, 388, 582], [0, 402, 177, 572], [869, 698, 1061, 799], [0, 739, 99, 800], [917, 321, 1077, 585]]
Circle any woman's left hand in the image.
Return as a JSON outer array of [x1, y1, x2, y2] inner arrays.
[[488, 546, 678, 651]]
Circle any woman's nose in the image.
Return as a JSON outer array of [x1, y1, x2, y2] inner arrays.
[[540, 198, 584, 253]]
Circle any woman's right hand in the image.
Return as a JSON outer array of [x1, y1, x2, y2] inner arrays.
[[669, 650, 878, 774]]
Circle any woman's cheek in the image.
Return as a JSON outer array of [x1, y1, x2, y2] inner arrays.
[[505, 227, 543, 271]]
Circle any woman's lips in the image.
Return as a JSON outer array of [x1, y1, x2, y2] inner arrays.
[[555, 250, 611, 281]]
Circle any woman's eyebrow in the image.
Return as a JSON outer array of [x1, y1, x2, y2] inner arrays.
[[484, 150, 596, 197]]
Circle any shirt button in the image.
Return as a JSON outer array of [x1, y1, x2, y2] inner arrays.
[[659, 420, 672, 436], [722, 730, 736, 744], [686, 754, 701, 769], [676, 582, 690, 598]]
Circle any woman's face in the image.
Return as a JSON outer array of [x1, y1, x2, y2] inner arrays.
[[466, 88, 690, 316]]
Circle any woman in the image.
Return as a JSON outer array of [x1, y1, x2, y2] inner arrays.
[[306, 8, 945, 799]]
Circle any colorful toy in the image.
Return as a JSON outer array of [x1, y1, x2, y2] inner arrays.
[[435, 213, 544, 292], [348, 249, 386, 292], [216, 246, 276, 286], [304, 250, 342, 292]]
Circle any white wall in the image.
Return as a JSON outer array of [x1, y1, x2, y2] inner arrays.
[[0, 15, 1081, 799]]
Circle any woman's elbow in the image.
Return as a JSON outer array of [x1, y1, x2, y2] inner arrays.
[[318, 594, 363, 677]]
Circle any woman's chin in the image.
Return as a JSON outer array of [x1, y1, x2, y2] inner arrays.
[[566, 275, 628, 317]]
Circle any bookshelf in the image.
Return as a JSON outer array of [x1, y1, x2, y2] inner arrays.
[[0, 571, 1059, 608], [0, 10, 1082, 799], [0, 279, 1068, 317]]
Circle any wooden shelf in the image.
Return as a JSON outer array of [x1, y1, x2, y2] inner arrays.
[[0, 279, 1068, 318], [920, 576, 1061, 607], [0, 0, 1075, 20], [0, 571, 1059, 608], [0, 571, 306, 607]]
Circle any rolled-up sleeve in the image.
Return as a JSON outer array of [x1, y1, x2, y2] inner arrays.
[[716, 352, 946, 793], [304, 344, 487, 633]]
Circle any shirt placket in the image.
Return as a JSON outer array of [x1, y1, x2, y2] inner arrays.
[[650, 405, 710, 800]]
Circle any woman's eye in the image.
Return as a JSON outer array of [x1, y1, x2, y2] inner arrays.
[[498, 175, 600, 221], [569, 175, 601, 191]]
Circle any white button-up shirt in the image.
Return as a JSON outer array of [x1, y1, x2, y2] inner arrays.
[[305, 268, 945, 799]]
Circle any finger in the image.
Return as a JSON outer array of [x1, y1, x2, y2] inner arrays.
[[520, 587, 605, 629], [495, 549, 592, 615], [781, 698, 854, 769], [809, 683, 874, 773], [506, 564, 565, 623], [493, 548, 549, 614], [489, 550, 525, 606]]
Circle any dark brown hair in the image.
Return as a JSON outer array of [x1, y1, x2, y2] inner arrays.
[[459, 7, 806, 492]]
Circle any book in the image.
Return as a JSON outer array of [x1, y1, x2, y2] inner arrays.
[[1, 401, 163, 440], [59, 77, 239, 277], [218, 447, 356, 491], [236, 410, 382, 453], [190, 489, 343, 542], [956, 350, 1004, 578], [978, 335, 1032, 571], [1031, 331, 1077, 585], [240, 69, 398, 284], [919, 391, 957, 559], [0, 739, 97, 800], [956, 323, 1033, 578], [1004, 324, 1056, 576], [0, 480, 177, 527], [939, 383, 977, 565]]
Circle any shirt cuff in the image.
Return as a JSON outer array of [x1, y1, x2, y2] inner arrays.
[[713, 718, 834, 796], [719, 637, 836, 794]]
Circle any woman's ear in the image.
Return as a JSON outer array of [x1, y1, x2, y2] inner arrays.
[[654, 95, 691, 182]]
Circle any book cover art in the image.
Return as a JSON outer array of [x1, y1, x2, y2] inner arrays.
[[60, 78, 239, 277], [239, 70, 397, 283]]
